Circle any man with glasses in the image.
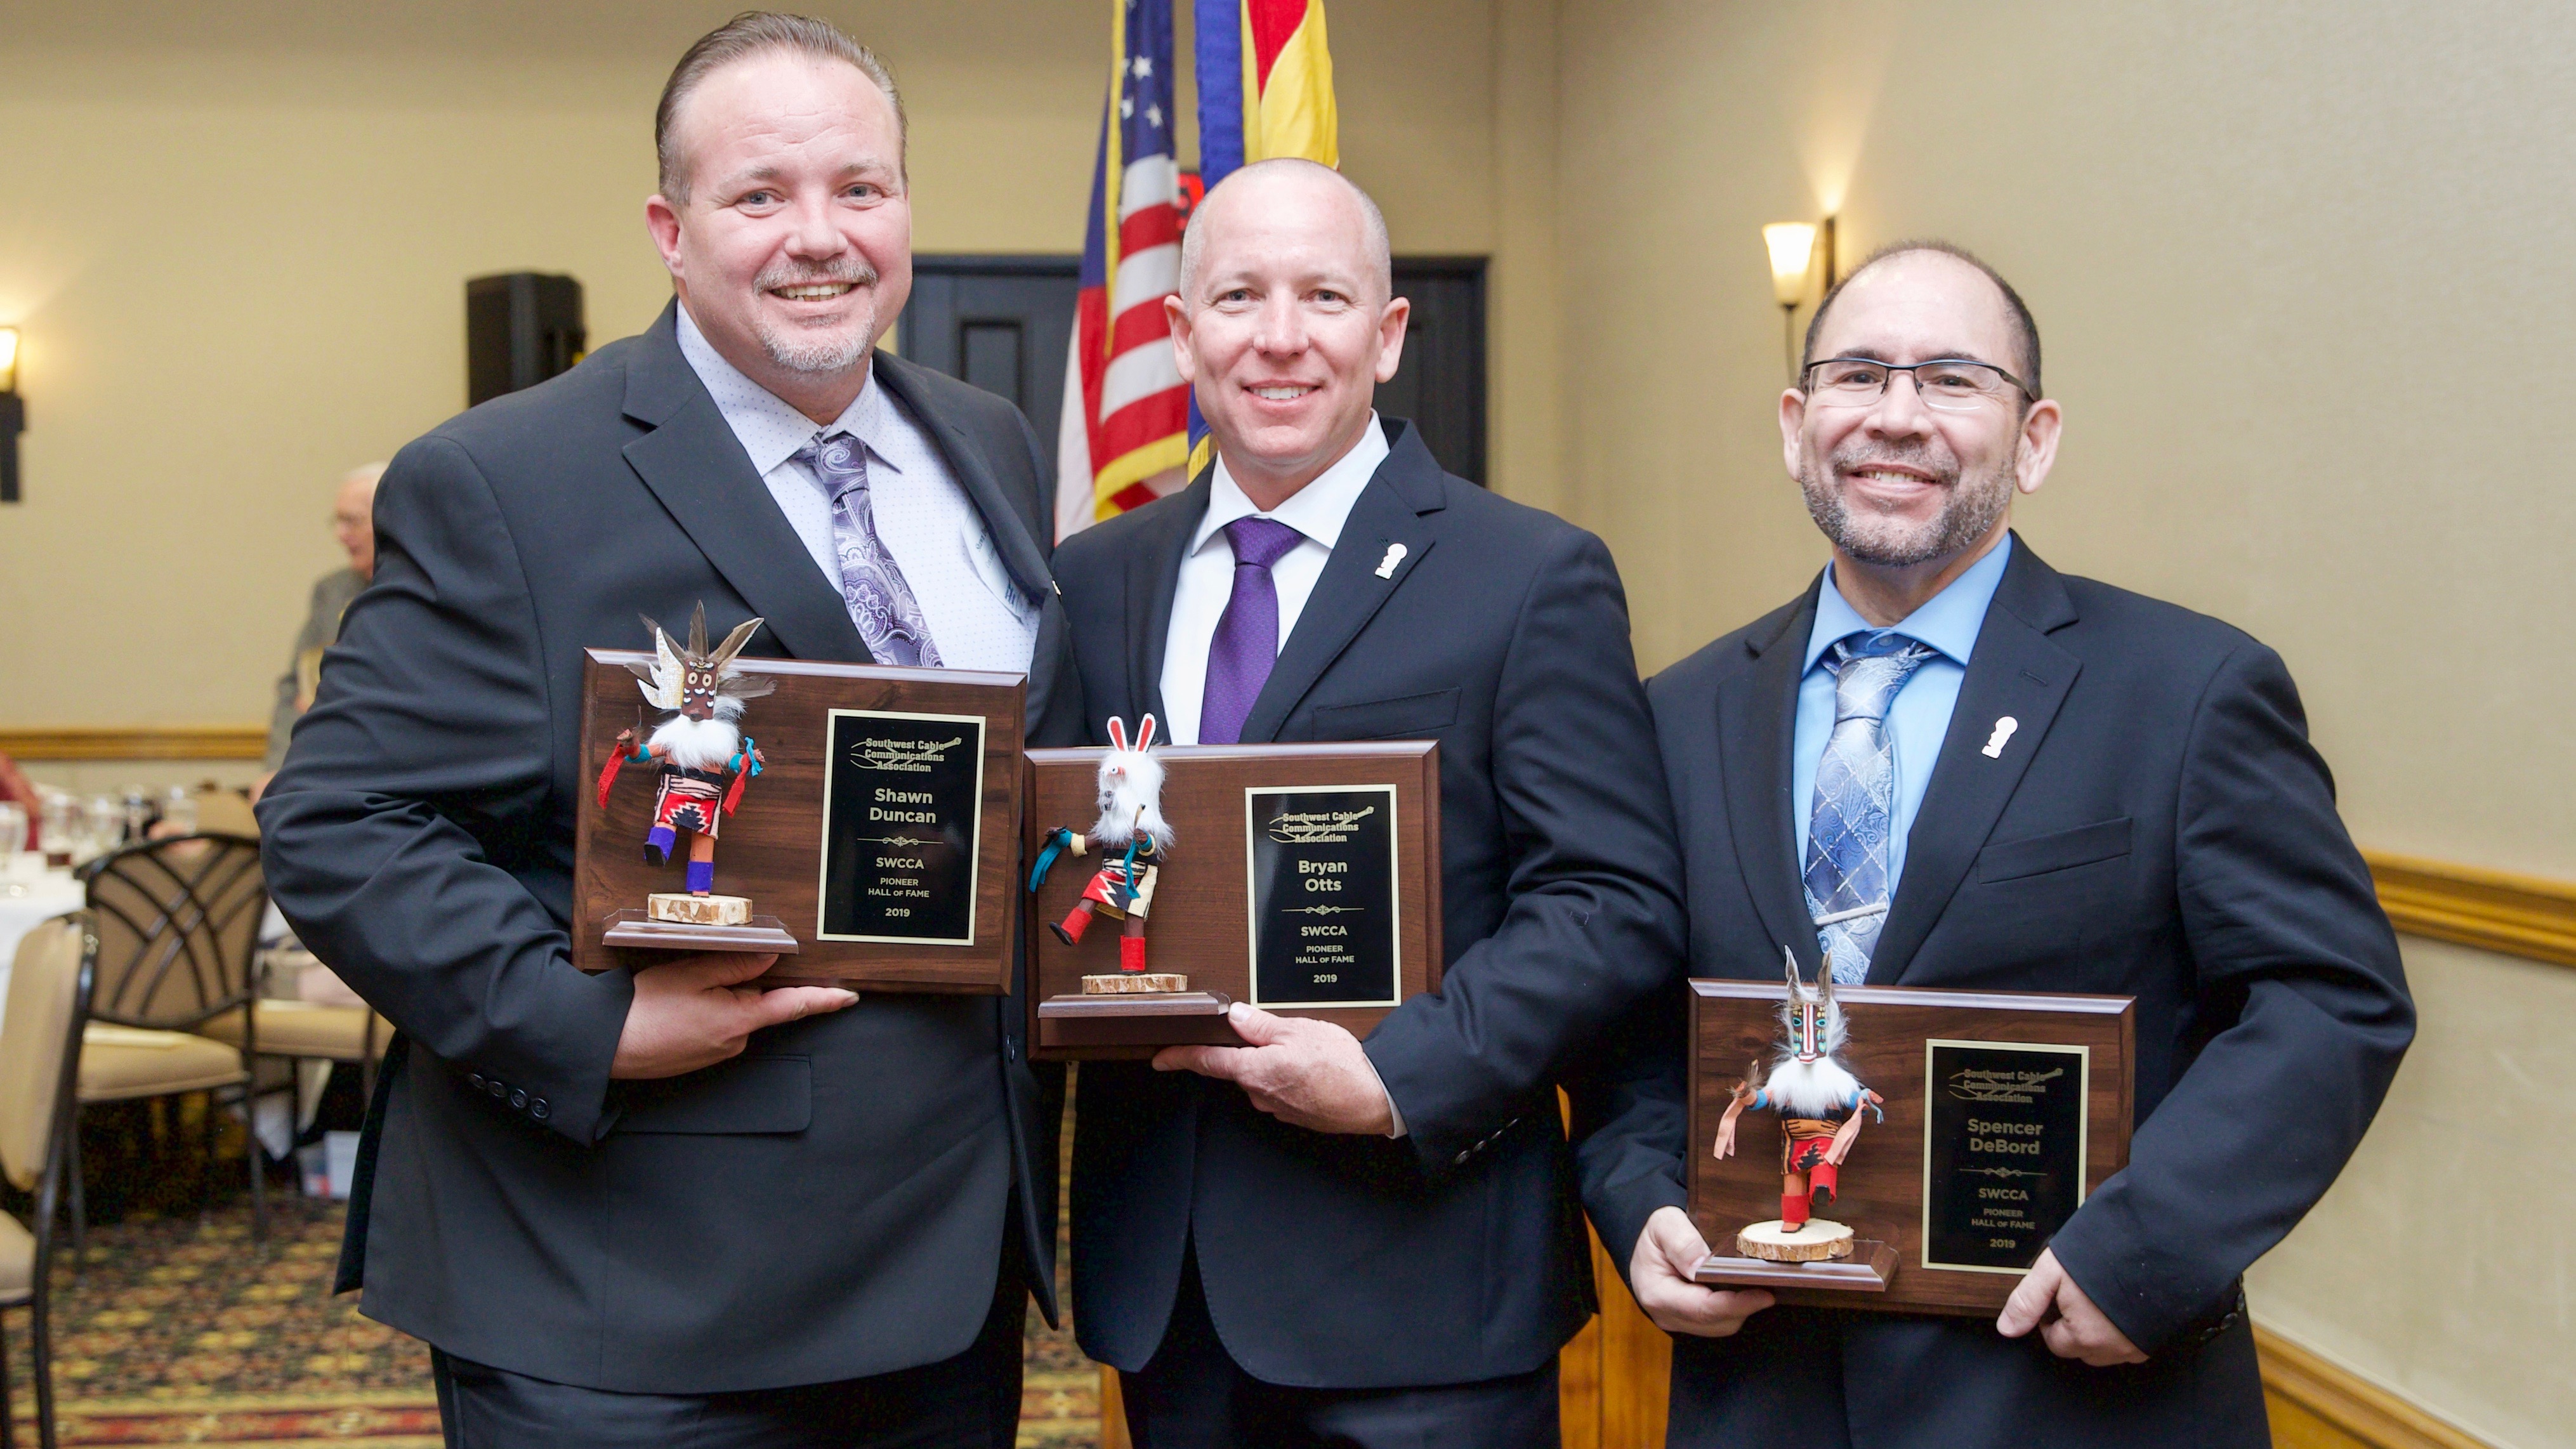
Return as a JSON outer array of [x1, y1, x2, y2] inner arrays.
[[1579, 242, 2412, 1446]]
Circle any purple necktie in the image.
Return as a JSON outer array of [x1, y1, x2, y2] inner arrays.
[[1199, 516, 1305, 744]]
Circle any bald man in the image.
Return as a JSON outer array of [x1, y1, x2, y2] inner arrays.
[[261, 463, 384, 778], [1051, 159, 1685, 1448]]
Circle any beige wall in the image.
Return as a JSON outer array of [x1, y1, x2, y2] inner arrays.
[[1549, 1, 2574, 1441], [0, 0, 1508, 730], [1553, 0, 2576, 877], [2247, 937, 2576, 1449], [7, 2, 2566, 1439]]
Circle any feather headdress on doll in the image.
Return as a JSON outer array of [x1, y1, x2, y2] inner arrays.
[[1760, 946, 1863, 1118], [625, 604, 775, 770]]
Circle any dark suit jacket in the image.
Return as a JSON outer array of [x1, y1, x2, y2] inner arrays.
[[257, 303, 1082, 1394], [1589, 537, 2412, 1447], [1051, 419, 1686, 1388]]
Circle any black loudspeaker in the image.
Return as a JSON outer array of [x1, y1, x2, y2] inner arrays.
[[466, 272, 586, 407], [0, 393, 22, 504]]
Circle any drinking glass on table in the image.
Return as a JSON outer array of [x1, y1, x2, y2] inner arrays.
[[88, 794, 125, 854], [0, 801, 25, 858], [39, 789, 75, 867], [162, 785, 198, 836]]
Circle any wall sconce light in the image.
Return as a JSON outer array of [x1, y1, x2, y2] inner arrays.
[[1764, 223, 1819, 306], [0, 327, 21, 505], [1762, 218, 1837, 377]]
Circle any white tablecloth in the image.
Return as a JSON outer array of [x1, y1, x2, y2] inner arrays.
[[0, 869, 88, 1039]]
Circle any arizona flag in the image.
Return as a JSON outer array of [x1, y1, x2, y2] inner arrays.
[[1185, 0, 1340, 476], [1055, 0, 1191, 542]]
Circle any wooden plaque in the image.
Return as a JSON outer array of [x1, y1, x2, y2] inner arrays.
[[1025, 743, 1442, 1059], [573, 650, 1023, 993], [1688, 978, 2134, 1315]]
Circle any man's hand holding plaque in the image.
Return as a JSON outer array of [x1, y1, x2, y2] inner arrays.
[[1629, 1205, 1775, 1339], [1153, 1002, 1396, 1135], [608, 950, 856, 1080]]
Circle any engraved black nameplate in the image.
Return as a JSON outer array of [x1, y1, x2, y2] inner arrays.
[[1244, 786, 1400, 1007], [1921, 1040, 2089, 1273], [818, 709, 984, 945]]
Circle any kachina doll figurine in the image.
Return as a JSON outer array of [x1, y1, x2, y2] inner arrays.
[[1028, 715, 1177, 989], [1713, 947, 1886, 1259], [595, 605, 772, 907]]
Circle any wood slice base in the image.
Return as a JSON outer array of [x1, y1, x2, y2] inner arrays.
[[1037, 989, 1242, 1057], [1082, 973, 1191, 993], [1737, 1219, 1854, 1262], [601, 909, 801, 955], [1693, 1237, 1896, 1294], [647, 893, 752, 926]]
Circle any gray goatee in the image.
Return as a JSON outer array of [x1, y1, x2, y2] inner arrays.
[[1799, 440, 2015, 568], [751, 258, 881, 376]]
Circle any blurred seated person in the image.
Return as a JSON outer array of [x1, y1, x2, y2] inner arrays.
[[255, 463, 384, 799], [0, 753, 39, 851]]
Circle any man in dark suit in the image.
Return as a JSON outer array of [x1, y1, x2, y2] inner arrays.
[[258, 15, 1077, 1446], [1051, 159, 1685, 1448], [1585, 241, 2415, 1447]]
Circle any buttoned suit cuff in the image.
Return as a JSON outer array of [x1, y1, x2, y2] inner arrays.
[[2044, 1195, 2239, 1355]]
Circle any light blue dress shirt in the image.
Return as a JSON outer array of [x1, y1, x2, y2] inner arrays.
[[1791, 534, 2014, 900]]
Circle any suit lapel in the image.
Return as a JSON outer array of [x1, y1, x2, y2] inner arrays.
[[1720, 584, 1829, 978], [1236, 423, 1444, 745], [1126, 477, 1206, 728], [869, 350, 1075, 724], [619, 304, 869, 664], [1870, 539, 2082, 984], [869, 351, 1055, 606]]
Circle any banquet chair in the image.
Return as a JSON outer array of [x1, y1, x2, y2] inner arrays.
[[1, 912, 94, 1449], [78, 835, 268, 1245], [200, 976, 392, 1152], [176, 788, 390, 1142]]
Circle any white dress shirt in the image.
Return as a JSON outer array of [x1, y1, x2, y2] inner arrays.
[[1153, 416, 1408, 1137], [676, 305, 1041, 672], [1157, 415, 1391, 745]]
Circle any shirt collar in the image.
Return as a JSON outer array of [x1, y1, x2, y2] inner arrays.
[[1803, 532, 2014, 674], [675, 302, 891, 477], [1190, 414, 1391, 557]]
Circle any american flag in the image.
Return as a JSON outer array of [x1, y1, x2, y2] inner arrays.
[[1055, 0, 1190, 542]]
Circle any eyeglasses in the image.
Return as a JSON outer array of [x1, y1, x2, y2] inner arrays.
[[1800, 357, 2034, 412]]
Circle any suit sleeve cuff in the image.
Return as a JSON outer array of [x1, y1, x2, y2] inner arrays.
[[1358, 1040, 1408, 1138]]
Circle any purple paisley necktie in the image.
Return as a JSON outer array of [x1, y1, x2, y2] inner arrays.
[[1197, 516, 1305, 744], [794, 432, 942, 667]]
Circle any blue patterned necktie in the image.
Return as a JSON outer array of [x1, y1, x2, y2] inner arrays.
[[1804, 631, 1935, 983], [794, 432, 942, 668]]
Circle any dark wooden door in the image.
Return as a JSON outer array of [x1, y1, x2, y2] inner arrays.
[[900, 255, 1082, 493], [1381, 256, 1487, 485]]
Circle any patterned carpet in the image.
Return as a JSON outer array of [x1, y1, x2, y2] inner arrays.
[[6, 1177, 1103, 1446]]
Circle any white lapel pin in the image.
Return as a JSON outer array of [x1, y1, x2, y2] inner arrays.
[[1374, 542, 1407, 579], [1981, 716, 2020, 759]]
